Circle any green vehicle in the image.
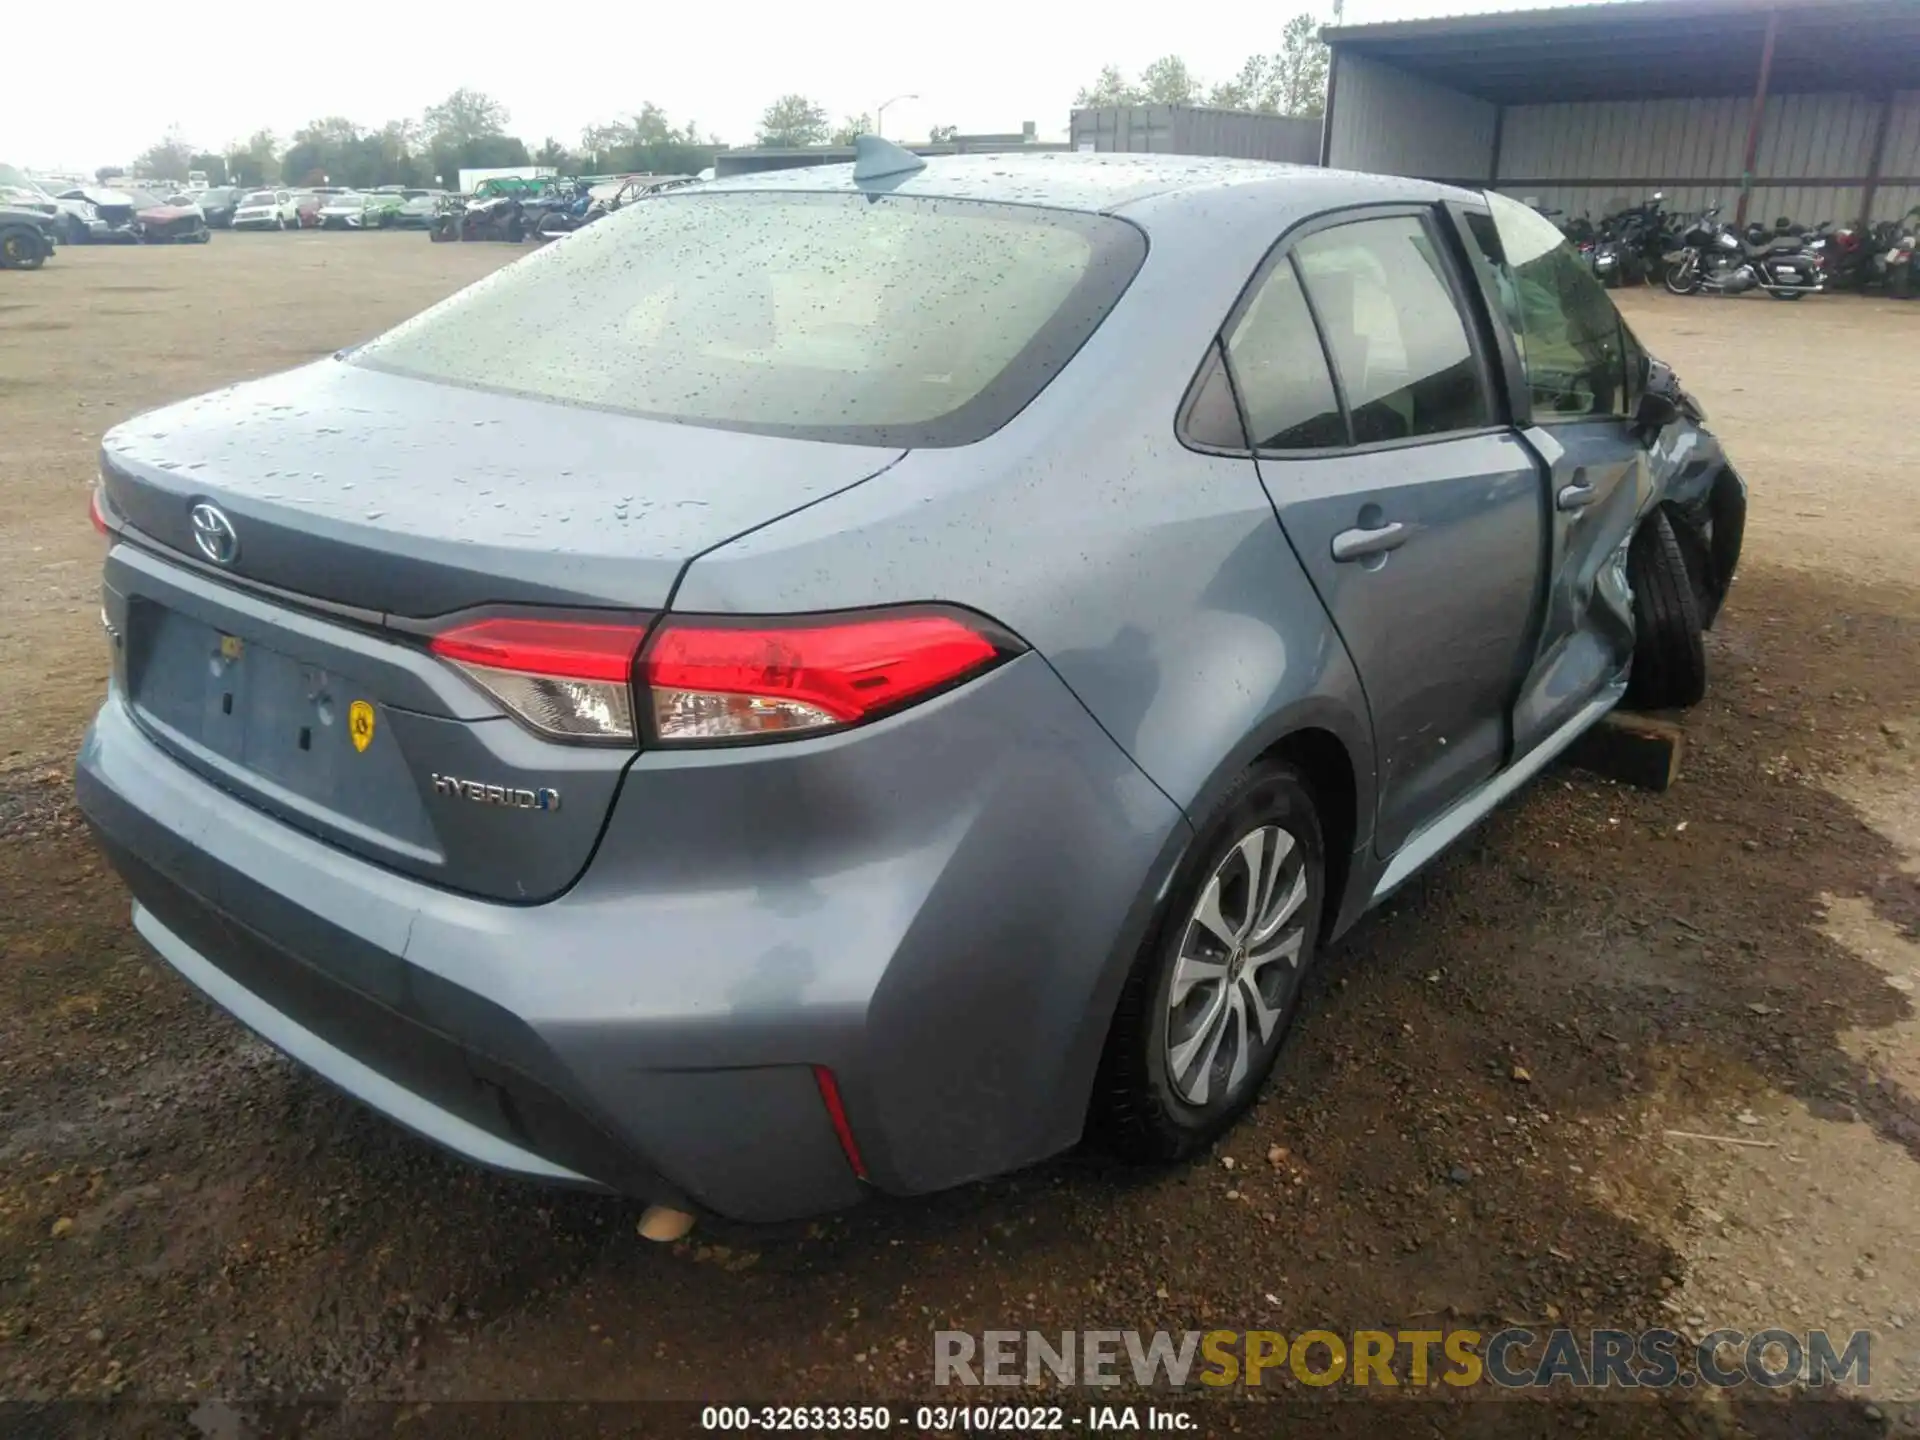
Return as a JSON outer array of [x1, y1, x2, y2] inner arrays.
[[318, 191, 406, 230]]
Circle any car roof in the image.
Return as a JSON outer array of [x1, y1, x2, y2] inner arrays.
[[700, 151, 1477, 221]]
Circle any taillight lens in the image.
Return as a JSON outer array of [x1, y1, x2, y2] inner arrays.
[[643, 612, 1004, 743], [427, 608, 1014, 747], [88, 486, 110, 536], [429, 618, 646, 743]]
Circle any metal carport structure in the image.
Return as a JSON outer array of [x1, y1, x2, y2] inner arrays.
[[1321, 0, 1920, 226]]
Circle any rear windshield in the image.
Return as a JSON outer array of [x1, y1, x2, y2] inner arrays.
[[243, 191, 277, 204], [348, 190, 1146, 447]]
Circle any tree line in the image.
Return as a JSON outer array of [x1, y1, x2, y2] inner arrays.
[[116, 31, 1339, 197], [118, 89, 964, 192], [1074, 9, 1339, 119]]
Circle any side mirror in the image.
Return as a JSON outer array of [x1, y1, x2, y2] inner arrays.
[[1635, 388, 1680, 433], [1635, 356, 1682, 436]]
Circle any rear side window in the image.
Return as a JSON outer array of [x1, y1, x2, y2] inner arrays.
[[350, 191, 1146, 448], [1224, 260, 1345, 450], [1292, 215, 1489, 443], [1483, 192, 1628, 418]]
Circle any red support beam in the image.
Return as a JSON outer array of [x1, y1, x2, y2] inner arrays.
[[1735, 10, 1781, 229]]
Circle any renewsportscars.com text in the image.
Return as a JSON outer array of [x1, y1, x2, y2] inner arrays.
[[933, 1327, 1871, 1390]]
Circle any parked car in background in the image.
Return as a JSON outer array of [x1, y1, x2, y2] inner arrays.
[[57, 186, 142, 242], [0, 185, 68, 242], [319, 191, 403, 229], [317, 192, 364, 229], [1, 168, 94, 244], [318, 194, 401, 231], [196, 187, 245, 228], [142, 193, 211, 244], [290, 191, 327, 228], [232, 189, 300, 230], [396, 188, 448, 227], [78, 151, 1746, 1223]]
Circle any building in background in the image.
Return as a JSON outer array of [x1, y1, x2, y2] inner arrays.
[[1320, 0, 1920, 226], [1070, 105, 1321, 165]]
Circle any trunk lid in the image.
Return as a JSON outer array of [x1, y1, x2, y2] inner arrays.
[[100, 361, 905, 902], [100, 358, 903, 617]]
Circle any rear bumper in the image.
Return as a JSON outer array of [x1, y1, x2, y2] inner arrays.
[[77, 654, 1185, 1221]]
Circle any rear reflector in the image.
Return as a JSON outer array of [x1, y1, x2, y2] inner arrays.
[[812, 1066, 868, 1180], [429, 619, 646, 743], [643, 613, 1003, 743]]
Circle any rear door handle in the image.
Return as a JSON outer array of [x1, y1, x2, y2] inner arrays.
[[1331, 522, 1408, 563]]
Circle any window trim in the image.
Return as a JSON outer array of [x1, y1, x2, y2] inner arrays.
[[1176, 338, 1251, 456], [1442, 201, 1531, 427], [1177, 201, 1511, 462]]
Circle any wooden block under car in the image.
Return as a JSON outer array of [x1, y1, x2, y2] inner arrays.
[[1566, 711, 1686, 792]]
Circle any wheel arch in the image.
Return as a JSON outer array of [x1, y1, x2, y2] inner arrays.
[[1172, 697, 1376, 943], [1072, 708, 1373, 1151], [1258, 725, 1360, 945]]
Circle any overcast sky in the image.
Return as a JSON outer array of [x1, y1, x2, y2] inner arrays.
[[9, 0, 1573, 173]]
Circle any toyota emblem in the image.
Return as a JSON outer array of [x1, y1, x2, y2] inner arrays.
[[189, 502, 239, 565]]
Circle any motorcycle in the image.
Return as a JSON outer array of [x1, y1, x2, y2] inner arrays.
[[1663, 204, 1822, 299], [1612, 192, 1672, 282], [1806, 219, 1877, 291], [1586, 217, 1627, 287], [1881, 213, 1917, 299]]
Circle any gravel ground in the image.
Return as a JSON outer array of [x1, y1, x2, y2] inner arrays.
[[1, 234, 1917, 1438]]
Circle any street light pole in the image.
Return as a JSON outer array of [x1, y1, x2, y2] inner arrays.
[[876, 93, 920, 141]]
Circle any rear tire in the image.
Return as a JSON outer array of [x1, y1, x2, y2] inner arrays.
[[1625, 508, 1708, 710], [1094, 761, 1326, 1163]]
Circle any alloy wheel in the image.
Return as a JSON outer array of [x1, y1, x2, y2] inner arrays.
[[1162, 823, 1311, 1107]]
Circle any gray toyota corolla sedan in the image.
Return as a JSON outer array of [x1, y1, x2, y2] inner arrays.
[[76, 144, 1746, 1222]]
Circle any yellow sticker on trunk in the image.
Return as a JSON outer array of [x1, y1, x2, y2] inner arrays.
[[348, 700, 376, 753]]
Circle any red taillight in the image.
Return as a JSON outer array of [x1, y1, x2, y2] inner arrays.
[[642, 612, 1003, 743], [428, 608, 1012, 747], [429, 618, 642, 681], [813, 1065, 868, 1180], [429, 618, 647, 743], [88, 487, 110, 536]]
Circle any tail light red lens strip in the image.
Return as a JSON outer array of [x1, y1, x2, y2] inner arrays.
[[88, 488, 110, 535], [428, 608, 1015, 748], [429, 619, 646, 682]]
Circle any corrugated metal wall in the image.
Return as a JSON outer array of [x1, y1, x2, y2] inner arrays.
[[1881, 90, 1920, 222], [1323, 51, 1497, 184], [1325, 41, 1920, 226], [1069, 105, 1321, 164], [1496, 91, 1916, 225]]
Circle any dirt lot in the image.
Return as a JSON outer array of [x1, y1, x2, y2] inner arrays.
[[2, 234, 1918, 1436]]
